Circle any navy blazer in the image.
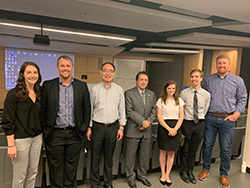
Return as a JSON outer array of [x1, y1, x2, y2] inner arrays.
[[40, 77, 91, 139]]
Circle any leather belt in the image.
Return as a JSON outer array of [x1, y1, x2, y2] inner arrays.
[[209, 112, 233, 118], [54, 126, 75, 130], [93, 120, 118, 127]]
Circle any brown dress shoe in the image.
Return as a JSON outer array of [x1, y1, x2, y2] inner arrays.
[[198, 169, 209, 181], [220, 176, 230, 188]]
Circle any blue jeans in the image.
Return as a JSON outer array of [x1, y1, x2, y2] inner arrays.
[[202, 113, 235, 176]]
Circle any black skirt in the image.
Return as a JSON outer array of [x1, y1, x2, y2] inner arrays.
[[157, 120, 181, 151]]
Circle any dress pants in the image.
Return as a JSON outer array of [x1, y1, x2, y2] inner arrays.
[[45, 128, 82, 188], [125, 137, 151, 183], [180, 120, 204, 171], [12, 133, 43, 188], [90, 121, 119, 188]]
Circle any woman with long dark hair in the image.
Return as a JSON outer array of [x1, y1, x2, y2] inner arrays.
[[157, 80, 184, 186], [1, 61, 43, 188]]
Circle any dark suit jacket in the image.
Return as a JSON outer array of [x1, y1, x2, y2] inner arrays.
[[41, 77, 91, 139], [124, 86, 157, 139]]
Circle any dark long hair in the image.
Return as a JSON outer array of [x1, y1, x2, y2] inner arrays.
[[159, 80, 179, 106], [15, 61, 42, 102]]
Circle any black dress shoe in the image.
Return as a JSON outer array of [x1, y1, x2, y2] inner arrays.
[[103, 185, 113, 188], [159, 177, 166, 185], [180, 171, 190, 183], [187, 170, 196, 184], [166, 181, 172, 187], [137, 178, 151, 187], [128, 181, 137, 188]]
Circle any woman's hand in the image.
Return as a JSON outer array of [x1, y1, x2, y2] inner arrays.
[[168, 128, 177, 137], [8, 146, 17, 158]]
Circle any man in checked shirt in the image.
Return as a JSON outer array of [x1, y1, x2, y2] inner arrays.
[[198, 54, 247, 188]]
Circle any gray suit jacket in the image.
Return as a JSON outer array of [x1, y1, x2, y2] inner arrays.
[[125, 86, 157, 139]]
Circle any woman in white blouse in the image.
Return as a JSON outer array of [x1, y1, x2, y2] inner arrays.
[[157, 80, 184, 186]]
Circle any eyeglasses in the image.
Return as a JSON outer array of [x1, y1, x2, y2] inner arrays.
[[102, 69, 115, 73]]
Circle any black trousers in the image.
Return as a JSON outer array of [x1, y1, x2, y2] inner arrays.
[[90, 121, 119, 188], [45, 128, 83, 188], [180, 120, 204, 171]]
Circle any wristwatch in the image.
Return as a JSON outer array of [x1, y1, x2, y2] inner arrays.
[[119, 126, 124, 131]]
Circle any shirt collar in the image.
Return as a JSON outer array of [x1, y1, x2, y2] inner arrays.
[[216, 71, 231, 79], [190, 86, 201, 93], [137, 87, 145, 94], [59, 77, 74, 85], [101, 81, 113, 88]]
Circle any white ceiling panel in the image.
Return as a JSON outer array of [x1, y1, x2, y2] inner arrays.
[[0, 21, 136, 47], [213, 23, 250, 34], [0, 35, 125, 56], [167, 32, 250, 47], [146, 0, 250, 23], [0, 0, 212, 32]]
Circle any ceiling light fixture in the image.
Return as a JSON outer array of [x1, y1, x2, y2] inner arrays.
[[146, 42, 238, 50], [0, 22, 135, 42], [130, 47, 199, 54]]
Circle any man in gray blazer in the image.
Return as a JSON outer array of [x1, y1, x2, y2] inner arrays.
[[125, 71, 157, 188]]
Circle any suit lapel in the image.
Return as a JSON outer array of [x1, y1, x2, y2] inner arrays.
[[133, 87, 145, 108], [73, 79, 77, 113], [54, 78, 60, 111], [145, 89, 150, 109]]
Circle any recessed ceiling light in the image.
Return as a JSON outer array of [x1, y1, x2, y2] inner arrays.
[[79, 12, 88, 16]]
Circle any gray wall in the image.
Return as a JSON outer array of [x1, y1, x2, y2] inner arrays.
[[240, 48, 250, 92], [202, 50, 213, 80], [146, 54, 184, 99]]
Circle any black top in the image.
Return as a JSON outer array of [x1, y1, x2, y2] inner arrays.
[[1, 88, 42, 139]]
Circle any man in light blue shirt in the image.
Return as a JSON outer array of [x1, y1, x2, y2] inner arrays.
[[87, 62, 126, 188], [198, 54, 247, 188]]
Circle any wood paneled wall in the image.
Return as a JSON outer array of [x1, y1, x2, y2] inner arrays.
[[182, 50, 204, 88], [211, 50, 239, 75]]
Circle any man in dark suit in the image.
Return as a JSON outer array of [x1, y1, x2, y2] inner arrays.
[[41, 55, 91, 188], [124, 71, 157, 188]]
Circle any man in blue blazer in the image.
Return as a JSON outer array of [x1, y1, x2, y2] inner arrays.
[[41, 55, 91, 188]]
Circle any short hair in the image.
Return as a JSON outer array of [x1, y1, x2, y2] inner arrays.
[[101, 62, 115, 71], [216, 54, 230, 63], [135, 71, 150, 81], [190, 69, 204, 78], [57, 55, 73, 65]]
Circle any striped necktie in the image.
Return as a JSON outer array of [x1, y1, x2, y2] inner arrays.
[[141, 91, 146, 105], [193, 90, 199, 124]]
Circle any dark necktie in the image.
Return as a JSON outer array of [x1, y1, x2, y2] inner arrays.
[[141, 91, 146, 105], [193, 90, 199, 124]]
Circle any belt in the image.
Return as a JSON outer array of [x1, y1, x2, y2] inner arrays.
[[185, 119, 204, 123], [209, 112, 233, 118], [54, 126, 75, 130], [93, 120, 118, 127]]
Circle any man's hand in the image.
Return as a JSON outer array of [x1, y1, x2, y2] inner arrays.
[[224, 112, 240, 122], [86, 127, 91, 141], [138, 126, 145, 130], [117, 129, 123, 141], [144, 120, 151, 129]]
